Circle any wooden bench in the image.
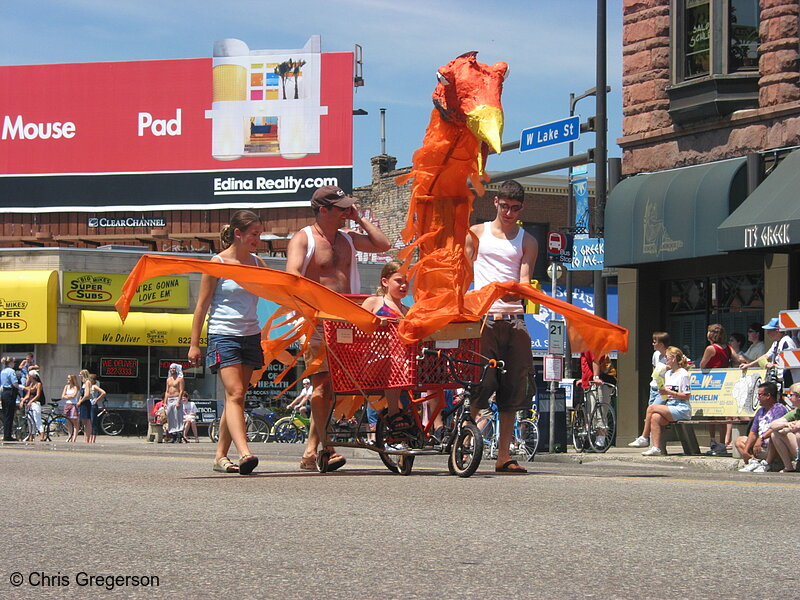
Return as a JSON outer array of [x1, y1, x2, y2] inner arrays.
[[662, 419, 751, 456]]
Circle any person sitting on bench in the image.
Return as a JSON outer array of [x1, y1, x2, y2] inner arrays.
[[630, 346, 692, 457], [736, 382, 788, 473]]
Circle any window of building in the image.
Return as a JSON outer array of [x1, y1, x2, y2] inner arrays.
[[668, 0, 760, 123], [665, 272, 763, 361]]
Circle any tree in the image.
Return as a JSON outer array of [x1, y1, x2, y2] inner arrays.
[[291, 59, 306, 99]]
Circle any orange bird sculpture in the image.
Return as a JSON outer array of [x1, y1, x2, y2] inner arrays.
[[396, 51, 507, 340], [397, 52, 628, 357]]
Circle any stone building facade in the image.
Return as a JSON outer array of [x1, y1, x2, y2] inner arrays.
[[610, 0, 800, 442], [619, 0, 800, 174]]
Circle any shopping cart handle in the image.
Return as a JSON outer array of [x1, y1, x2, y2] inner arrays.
[[418, 347, 441, 360]]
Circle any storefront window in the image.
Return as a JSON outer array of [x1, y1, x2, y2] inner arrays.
[[81, 345, 215, 408], [666, 272, 763, 361]]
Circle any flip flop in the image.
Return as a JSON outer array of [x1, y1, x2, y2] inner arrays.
[[327, 453, 346, 472], [212, 457, 239, 473], [495, 459, 527, 474], [238, 454, 259, 475]]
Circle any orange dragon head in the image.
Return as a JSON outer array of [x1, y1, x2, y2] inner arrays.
[[431, 51, 508, 155]]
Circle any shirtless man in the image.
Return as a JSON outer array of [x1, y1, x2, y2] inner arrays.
[[286, 185, 390, 471], [164, 363, 185, 442]]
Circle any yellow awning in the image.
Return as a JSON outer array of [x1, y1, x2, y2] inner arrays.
[[0, 270, 57, 343], [80, 310, 207, 346]]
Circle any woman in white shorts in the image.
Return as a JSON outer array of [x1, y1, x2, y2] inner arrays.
[[634, 346, 692, 456]]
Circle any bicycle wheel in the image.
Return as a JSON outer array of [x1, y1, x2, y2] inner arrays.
[[273, 418, 304, 443], [15, 413, 26, 440], [46, 415, 70, 441], [208, 418, 220, 443], [588, 402, 616, 453], [397, 454, 414, 476], [247, 415, 270, 443], [100, 411, 124, 436], [450, 422, 483, 478], [515, 419, 539, 461], [571, 409, 587, 452], [479, 418, 496, 459]]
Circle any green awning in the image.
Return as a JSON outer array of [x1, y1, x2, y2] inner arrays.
[[605, 158, 747, 267], [718, 150, 800, 251]]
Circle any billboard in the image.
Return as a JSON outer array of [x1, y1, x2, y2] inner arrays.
[[0, 36, 353, 212]]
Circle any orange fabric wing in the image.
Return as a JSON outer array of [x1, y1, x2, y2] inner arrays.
[[114, 255, 381, 385]]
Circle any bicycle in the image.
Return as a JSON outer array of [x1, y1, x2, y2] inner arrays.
[[95, 400, 125, 436], [272, 410, 310, 443], [207, 401, 280, 443], [367, 347, 501, 477], [479, 402, 539, 462], [43, 402, 70, 441], [569, 382, 616, 453], [14, 403, 39, 441]]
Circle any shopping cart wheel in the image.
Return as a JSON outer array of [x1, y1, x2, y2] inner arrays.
[[397, 454, 414, 476], [316, 449, 330, 473]]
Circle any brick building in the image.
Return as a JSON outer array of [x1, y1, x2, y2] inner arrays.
[[607, 0, 800, 441]]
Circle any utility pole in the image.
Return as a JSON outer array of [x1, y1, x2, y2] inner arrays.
[[593, 0, 608, 320]]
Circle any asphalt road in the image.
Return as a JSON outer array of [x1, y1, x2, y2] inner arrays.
[[2, 439, 797, 599]]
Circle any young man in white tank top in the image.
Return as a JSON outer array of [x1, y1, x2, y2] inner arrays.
[[286, 185, 390, 471], [466, 180, 538, 473]]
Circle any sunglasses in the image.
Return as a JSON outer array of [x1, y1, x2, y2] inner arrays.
[[498, 202, 523, 213]]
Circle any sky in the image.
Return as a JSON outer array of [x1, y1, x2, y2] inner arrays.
[[2, 0, 624, 188]]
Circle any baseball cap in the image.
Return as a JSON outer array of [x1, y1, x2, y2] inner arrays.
[[762, 317, 781, 330], [311, 185, 356, 209]]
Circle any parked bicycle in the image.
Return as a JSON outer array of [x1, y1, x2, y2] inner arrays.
[[569, 382, 616, 453], [207, 400, 281, 443], [272, 410, 310, 443], [479, 401, 539, 462], [43, 401, 70, 441], [95, 400, 125, 436]]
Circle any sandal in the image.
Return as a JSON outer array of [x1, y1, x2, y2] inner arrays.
[[327, 452, 346, 472], [238, 454, 259, 476], [388, 413, 415, 432], [212, 457, 239, 473], [300, 455, 317, 471]]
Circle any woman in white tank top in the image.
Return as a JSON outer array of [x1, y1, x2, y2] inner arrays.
[[189, 210, 266, 476]]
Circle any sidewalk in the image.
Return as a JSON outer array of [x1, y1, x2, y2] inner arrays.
[[0, 435, 745, 472]]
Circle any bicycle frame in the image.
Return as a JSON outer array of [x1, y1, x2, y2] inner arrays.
[[570, 382, 617, 453]]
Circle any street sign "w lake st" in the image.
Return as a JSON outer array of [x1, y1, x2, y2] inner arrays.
[[519, 116, 580, 152]]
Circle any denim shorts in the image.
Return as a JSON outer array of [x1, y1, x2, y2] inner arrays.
[[207, 333, 264, 374]]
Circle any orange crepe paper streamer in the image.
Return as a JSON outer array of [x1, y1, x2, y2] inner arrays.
[[114, 255, 381, 387]]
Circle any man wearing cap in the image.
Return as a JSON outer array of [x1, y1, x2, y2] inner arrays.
[[740, 317, 800, 388], [465, 179, 538, 473], [286, 185, 390, 471]]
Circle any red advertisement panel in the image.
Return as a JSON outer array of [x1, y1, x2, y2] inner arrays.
[[0, 37, 353, 210]]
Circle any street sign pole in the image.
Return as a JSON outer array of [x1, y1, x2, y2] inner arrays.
[[547, 262, 565, 454]]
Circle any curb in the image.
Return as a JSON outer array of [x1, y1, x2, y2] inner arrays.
[[1, 437, 748, 472]]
